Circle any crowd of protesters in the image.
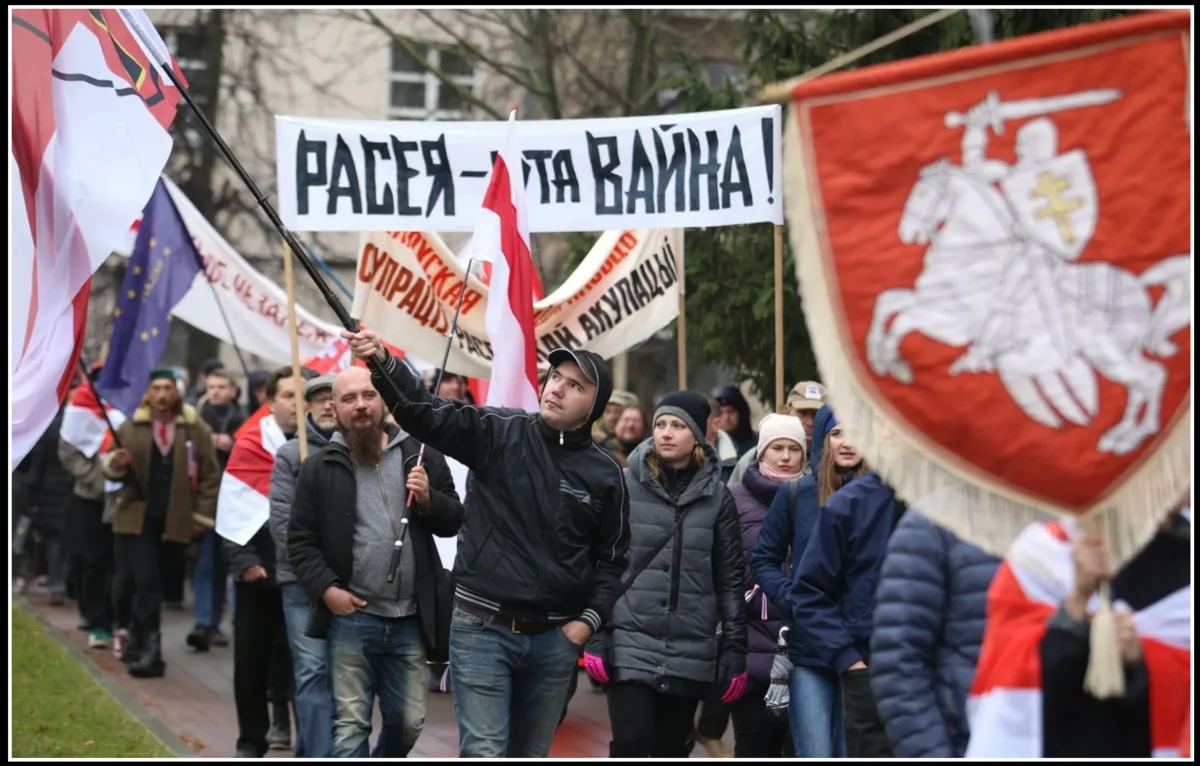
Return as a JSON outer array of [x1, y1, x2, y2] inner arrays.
[[13, 342, 1191, 759]]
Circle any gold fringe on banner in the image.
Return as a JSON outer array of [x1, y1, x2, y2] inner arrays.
[[780, 102, 1192, 569]]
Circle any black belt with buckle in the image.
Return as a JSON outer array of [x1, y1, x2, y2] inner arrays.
[[454, 600, 562, 636]]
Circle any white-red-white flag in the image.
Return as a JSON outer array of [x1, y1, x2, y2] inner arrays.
[[216, 413, 288, 546], [965, 520, 1191, 758], [472, 110, 540, 411], [60, 384, 127, 459], [11, 9, 186, 470]]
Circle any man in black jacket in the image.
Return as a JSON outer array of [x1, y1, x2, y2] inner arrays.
[[342, 329, 631, 758], [288, 366, 463, 758], [223, 368, 297, 758]]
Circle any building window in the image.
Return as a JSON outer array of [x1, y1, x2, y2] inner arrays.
[[388, 43, 475, 121]]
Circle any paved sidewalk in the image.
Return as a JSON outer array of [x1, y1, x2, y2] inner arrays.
[[23, 591, 734, 758]]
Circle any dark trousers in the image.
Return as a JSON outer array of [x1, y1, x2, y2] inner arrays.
[[113, 554, 136, 633], [269, 637, 294, 704], [162, 539, 187, 605], [730, 687, 793, 758], [233, 581, 291, 756], [75, 497, 113, 633], [842, 668, 893, 758], [696, 687, 730, 740], [114, 514, 167, 637], [608, 682, 699, 758]]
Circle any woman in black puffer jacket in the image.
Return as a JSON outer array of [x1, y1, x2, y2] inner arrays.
[[584, 392, 748, 758]]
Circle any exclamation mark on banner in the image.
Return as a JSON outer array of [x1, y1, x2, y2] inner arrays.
[[761, 117, 775, 205]]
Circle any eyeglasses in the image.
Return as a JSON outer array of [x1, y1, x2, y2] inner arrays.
[[309, 393, 333, 405]]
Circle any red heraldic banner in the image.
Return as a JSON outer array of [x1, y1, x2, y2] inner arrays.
[[782, 11, 1191, 566]]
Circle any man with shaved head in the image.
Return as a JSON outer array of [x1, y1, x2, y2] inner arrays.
[[342, 328, 630, 758], [288, 366, 464, 758]]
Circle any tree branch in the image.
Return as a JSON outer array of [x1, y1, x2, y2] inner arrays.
[[414, 8, 544, 94]]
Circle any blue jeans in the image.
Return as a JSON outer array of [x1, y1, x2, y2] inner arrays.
[[328, 611, 427, 758], [448, 606, 582, 757], [281, 584, 334, 759], [192, 530, 228, 628], [789, 664, 846, 758]]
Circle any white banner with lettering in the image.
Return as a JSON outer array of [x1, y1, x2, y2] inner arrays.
[[352, 229, 684, 378], [158, 177, 342, 365], [276, 106, 783, 233]]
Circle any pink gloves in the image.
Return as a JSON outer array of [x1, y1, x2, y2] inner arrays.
[[584, 652, 609, 684], [721, 671, 749, 704]]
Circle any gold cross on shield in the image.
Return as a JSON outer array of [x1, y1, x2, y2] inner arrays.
[[1030, 171, 1084, 245]]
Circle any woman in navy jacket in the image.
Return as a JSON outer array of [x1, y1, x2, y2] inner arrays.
[[787, 416, 899, 759], [751, 406, 865, 758]]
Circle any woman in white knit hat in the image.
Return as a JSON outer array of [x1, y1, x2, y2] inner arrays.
[[726, 413, 807, 756]]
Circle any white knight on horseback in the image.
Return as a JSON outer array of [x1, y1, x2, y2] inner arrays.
[[868, 87, 1191, 456]]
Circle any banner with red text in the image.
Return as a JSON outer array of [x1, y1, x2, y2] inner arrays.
[[352, 228, 683, 378], [160, 176, 342, 365]]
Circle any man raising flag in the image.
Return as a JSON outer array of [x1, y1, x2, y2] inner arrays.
[[342, 108, 630, 758], [11, 9, 187, 468]]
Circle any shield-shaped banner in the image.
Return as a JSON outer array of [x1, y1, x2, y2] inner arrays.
[[781, 10, 1191, 567]]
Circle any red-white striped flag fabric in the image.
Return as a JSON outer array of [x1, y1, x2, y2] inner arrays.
[[11, 9, 185, 469], [474, 110, 540, 411], [965, 520, 1191, 758], [59, 384, 127, 459], [216, 413, 288, 546]]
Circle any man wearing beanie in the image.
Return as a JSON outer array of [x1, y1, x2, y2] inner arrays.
[[340, 329, 630, 758]]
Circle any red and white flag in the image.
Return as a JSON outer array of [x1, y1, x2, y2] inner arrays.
[[11, 9, 185, 470], [216, 413, 288, 546], [60, 384, 126, 459], [965, 520, 1191, 758], [469, 110, 540, 411]]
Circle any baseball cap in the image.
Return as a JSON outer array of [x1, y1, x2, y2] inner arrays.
[[610, 390, 640, 409], [787, 381, 827, 412], [547, 348, 599, 384]]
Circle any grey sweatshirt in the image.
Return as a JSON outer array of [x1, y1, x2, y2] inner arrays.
[[334, 428, 417, 619]]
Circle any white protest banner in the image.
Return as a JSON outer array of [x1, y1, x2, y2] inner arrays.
[[352, 228, 684, 378], [276, 106, 783, 233], [161, 177, 342, 365]]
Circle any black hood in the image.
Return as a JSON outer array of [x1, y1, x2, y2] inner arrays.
[[711, 383, 756, 451], [540, 349, 613, 446]]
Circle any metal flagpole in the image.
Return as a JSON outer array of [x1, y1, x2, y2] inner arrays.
[[123, 18, 386, 379], [124, 16, 472, 582]]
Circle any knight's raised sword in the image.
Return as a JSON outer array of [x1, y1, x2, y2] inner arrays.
[[945, 88, 1123, 132]]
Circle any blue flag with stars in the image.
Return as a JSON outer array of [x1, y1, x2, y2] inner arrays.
[[96, 180, 202, 416]]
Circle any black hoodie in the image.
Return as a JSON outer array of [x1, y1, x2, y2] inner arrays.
[[370, 349, 631, 633]]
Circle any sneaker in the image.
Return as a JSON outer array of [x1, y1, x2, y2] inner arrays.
[[113, 629, 129, 660], [210, 627, 230, 647], [88, 630, 113, 649]]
